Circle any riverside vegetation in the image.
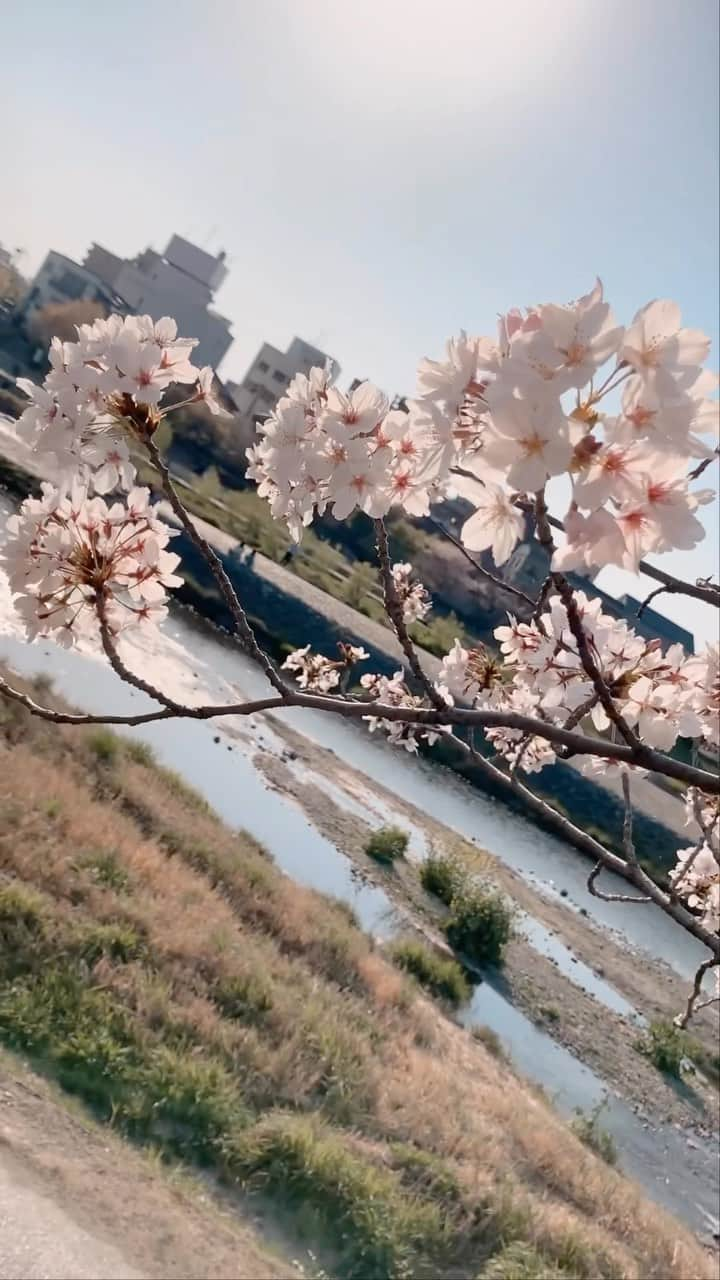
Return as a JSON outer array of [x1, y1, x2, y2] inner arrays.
[[0, 670, 714, 1280]]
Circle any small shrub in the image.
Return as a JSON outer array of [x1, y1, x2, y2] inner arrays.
[[75, 922, 145, 965], [77, 850, 130, 893], [420, 851, 462, 906], [480, 1243, 565, 1279], [214, 973, 274, 1023], [86, 728, 120, 765], [390, 939, 470, 1006], [540, 1004, 560, 1023], [389, 1143, 462, 1203], [0, 884, 46, 978], [635, 1018, 688, 1078], [570, 1100, 618, 1166], [471, 1025, 506, 1060], [364, 825, 409, 865], [158, 768, 210, 814], [124, 739, 156, 767], [445, 885, 512, 968]]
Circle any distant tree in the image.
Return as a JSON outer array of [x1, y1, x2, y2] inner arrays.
[[0, 263, 25, 305], [28, 300, 106, 348]]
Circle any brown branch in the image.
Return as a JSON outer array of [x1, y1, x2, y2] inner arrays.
[[587, 862, 651, 903], [533, 489, 640, 751], [453, 734, 718, 954], [557, 578, 640, 750], [145, 436, 288, 694], [1, 668, 717, 791], [0, 672, 285, 728], [96, 594, 187, 715], [675, 959, 719, 1029], [522, 502, 720, 608], [375, 520, 446, 710], [426, 515, 536, 610], [687, 447, 719, 482]]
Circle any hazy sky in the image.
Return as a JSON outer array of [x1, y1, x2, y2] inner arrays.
[[3, 0, 719, 642]]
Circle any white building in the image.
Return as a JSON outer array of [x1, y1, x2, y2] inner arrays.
[[226, 336, 339, 421], [19, 250, 126, 319], [22, 235, 234, 369]]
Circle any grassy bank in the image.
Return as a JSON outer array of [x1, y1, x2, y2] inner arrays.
[[0, 669, 713, 1279]]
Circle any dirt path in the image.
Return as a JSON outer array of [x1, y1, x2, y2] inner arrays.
[[0, 1052, 294, 1280]]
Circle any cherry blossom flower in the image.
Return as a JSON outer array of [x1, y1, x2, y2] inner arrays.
[[1, 484, 181, 644], [460, 484, 524, 565], [620, 300, 711, 381], [194, 366, 232, 418], [390, 562, 431, 623], [482, 384, 571, 492]]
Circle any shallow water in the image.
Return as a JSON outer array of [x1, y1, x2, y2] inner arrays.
[[162, 613, 709, 982]]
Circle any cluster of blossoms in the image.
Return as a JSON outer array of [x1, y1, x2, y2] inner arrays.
[[282, 642, 368, 692], [0, 483, 181, 643], [5, 314, 231, 644], [359, 669, 447, 753], [434, 592, 720, 770], [16, 313, 227, 494], [671, 791, 720, 932], [249, 284, 717, 573], [390, 561, 431, 624]]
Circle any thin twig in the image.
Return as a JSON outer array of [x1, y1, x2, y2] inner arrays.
[[426, 515, 536, 610], [518, 500, 720, 608], [0, 672, 285, 728], [687, 448, 719, 482], [145, 437, 288, 694], [675, 959, 719, 1029], [96, 594, 186, 715], [1, 667, 718, 791], [533, 490, 640, 751], [620, 771, 637, 864], [587, 862, 651, 903], [375, 520, 446, 710], [452, 731, 718, 952]]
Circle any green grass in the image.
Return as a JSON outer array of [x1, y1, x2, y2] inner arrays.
[[86, 728, 120, 764], [390, 939, 470, 1006], [223, 1113, 448, 1280], [123, 739, 157, 767], [364, 825, 409, 865], [75, 849, 131, 894], [479, 1243, 567, 1279]]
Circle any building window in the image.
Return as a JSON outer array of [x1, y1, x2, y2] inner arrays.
[[272, 369, 287, 385], [257, 360, 270, 374]]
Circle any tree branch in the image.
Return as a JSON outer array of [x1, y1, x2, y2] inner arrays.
[[674, 959, 719, 1029], [453, 734, 718, 954], [1, 668, 717, 791], [375, 519, 446, 710], [587, 862, 651, 903], [426, 515, 536, 610], [96, 594, 187, 715], [145, 436, 288, 694]]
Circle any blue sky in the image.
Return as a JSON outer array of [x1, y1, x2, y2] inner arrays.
[[3, 0, 719, 641]]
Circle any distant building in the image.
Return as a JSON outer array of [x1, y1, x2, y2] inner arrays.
[[21, 235, 234, 369], [18, 249, 127, 320], [226, 336, 339, 422]]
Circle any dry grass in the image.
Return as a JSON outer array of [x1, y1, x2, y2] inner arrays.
[[0, 674, 714, 1280]]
